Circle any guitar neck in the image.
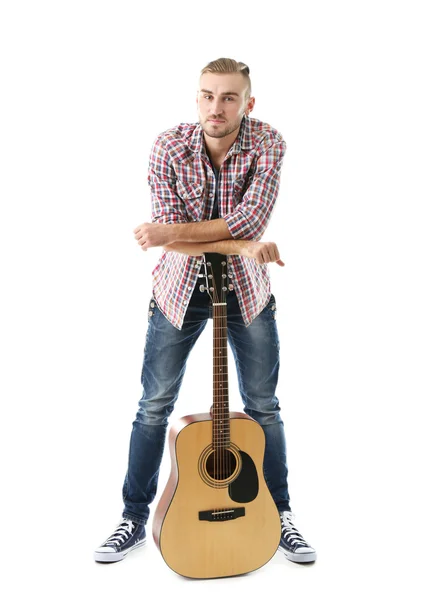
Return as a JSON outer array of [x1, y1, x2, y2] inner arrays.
[[206, 252, 231, 450]]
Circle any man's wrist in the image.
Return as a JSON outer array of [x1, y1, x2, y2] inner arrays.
[[163, 223, 182, 244]]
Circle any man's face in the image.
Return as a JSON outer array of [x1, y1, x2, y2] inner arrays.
[[196, 73, 253, 140]]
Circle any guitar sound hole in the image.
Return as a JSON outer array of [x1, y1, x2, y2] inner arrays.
[[205, 449, 237, 481]]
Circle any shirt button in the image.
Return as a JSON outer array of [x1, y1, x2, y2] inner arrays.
[[183, 300, 188, 305], [209, 192, 214, 197], [188, 286, 192, 290]]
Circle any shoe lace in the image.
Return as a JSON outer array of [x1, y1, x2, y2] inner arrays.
[[281, 511, 309, 547], [104, 519, 135, 547]]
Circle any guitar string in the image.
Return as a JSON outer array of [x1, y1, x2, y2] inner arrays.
[[211, 262, 218, 513], [212, 262, 221, 514], [217, 271, 226, 500], [217, 273, 221, 503], [218, 273, 224, 496], [221, 265, 227, 501], [209, 258, 230, 519]]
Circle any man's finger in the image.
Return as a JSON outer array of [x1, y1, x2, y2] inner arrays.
[[263, 249, 271, 264]]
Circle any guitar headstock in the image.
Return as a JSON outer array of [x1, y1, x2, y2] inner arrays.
[[200, 252, 233, 305]]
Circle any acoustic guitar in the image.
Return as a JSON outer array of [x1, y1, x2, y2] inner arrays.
[[152, 253, 281, 579]]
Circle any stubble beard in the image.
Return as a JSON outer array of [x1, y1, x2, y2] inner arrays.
[[200, 114, 244, 139]]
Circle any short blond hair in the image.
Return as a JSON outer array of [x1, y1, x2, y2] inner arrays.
[[200, 58, 251, 100]]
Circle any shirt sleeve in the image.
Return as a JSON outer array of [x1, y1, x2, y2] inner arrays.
[[147, 135, 188, 224], [223, 137, 287, 241]]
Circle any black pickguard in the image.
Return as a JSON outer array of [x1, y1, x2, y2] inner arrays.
[[228, 451, 259, 503]]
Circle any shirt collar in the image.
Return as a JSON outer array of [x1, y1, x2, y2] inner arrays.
[[187, 114, 255, 158]]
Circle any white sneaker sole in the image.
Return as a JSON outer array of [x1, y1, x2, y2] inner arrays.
[[278, 546, 317, 563], [94, 538, 146, 563]]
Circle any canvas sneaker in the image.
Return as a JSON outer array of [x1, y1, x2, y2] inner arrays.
[[278, 510, 317, 563], [94, 518, 146, 563]]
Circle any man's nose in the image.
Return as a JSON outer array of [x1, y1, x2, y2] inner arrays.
[[209, 99, 224, 116]]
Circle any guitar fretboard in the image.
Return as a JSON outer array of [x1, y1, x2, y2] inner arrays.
[[213, 303, 230, 449]]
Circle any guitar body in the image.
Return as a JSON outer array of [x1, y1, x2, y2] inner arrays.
[[153, 411, 281, 579]]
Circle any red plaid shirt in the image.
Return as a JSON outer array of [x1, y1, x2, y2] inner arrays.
[[148, 114, 287, 330]]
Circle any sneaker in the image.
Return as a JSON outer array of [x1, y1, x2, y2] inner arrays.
[[278, 511, 317, 563], [94, 518, 146, 563]]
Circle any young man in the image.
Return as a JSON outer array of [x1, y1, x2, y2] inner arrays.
[[94, 58, 316, 565]]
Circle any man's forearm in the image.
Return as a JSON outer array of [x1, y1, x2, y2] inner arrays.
[[163, 239, 250, 257], [167, 218, 233, 243], [162, 238, 285, 267]]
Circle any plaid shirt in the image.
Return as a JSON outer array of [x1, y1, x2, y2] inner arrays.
[[148, 114, 287, 330]]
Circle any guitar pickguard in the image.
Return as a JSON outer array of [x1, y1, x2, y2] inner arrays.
[[228, 451, 259, 503]]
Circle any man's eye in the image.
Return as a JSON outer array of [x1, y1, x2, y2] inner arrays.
[[203, 95, 234, 101]]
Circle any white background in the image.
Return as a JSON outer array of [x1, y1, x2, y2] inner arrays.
[[1, 0, 420, 598]]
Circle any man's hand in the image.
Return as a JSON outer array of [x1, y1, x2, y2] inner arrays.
[[133, 223, 173, 250], [242, 241, 285, 266]]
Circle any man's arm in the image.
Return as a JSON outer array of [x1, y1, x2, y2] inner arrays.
[[223, 135, 286, 241], [135, 218, 233, 249], [147, 134, 189, 225], [140, 133, 234, 246], [162, 239, 284, 266]]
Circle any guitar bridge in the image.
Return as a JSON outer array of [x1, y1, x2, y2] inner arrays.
[[198, 507, 245, 522]]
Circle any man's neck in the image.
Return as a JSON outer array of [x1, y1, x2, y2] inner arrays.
[[203, 123, 241, 168]]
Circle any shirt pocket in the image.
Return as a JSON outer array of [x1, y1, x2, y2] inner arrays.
[[175, 180, 204, 221]]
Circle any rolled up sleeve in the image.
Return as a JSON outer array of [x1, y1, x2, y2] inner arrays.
[[148, 135, 188, 225], [223, 137, 287, 240]]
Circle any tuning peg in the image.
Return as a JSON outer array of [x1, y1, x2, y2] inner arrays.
[[199, 285, 206, 292]]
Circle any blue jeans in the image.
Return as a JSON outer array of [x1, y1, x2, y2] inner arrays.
[[122, 282, 291, 525]]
